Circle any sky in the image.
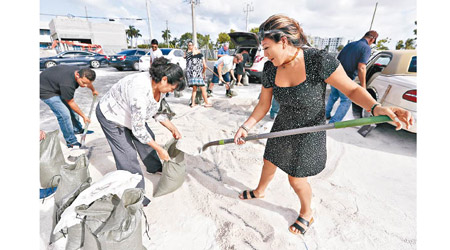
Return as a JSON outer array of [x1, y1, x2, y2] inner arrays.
[[39, 0, 417, 49]]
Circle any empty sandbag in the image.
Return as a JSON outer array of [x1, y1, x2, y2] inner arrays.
[[153, 139, 186, 197], [40, 130, 65, 188]]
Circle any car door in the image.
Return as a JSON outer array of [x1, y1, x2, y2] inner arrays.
[[72, 51, 92, 66]]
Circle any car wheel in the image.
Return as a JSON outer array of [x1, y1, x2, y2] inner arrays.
[[90, 60, 100, 68], [45, 61, 57, 68], [132, 62, 139, 71]]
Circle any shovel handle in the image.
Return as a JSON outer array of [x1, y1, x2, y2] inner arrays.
[[80, 95, 98, 144], [333, 115, 391, 129], [201, 115, 392, 151]]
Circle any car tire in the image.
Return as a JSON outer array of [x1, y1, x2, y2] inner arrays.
[[45, 61, 57, 68], [90, 60, 100, 68], [132, 62, 139, 71]]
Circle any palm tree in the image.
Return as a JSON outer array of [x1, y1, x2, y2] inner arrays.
[[162, 29, 171, 46], [126, 25, 142, 48]]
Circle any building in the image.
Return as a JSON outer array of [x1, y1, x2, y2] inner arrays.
[[48, 16, 128, 54], [40, 21, 52, 49], [310, 36, 349, 53]]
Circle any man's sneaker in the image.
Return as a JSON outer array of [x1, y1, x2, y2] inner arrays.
[[40, 187, 57, 199], [67, 142, 82, 148], [226, 90, 232, 98], [75, 130, 94, 135]]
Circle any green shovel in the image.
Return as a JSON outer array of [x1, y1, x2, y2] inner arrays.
[[201, 115, 392, 152]]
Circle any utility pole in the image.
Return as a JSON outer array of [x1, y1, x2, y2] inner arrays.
[[369, 2, 378, 30], [243, 3, 254, 32], [85, 6, 94, 48], [145, 0, 153, 44], [186, 0, 200, 47], [165, 20, 169, 46]]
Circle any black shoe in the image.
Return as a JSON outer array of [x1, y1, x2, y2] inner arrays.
[[326, 116, 331, 120], [143, 196, 151, 207], [67, 142, 81, 148], [75, 130, 94, 135]]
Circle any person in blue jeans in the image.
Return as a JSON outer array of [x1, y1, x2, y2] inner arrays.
[[325, 30, 378, 123], [270, 96, 279, 119], [40, 65, 98, 148]]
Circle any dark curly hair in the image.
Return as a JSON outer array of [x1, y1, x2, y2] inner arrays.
[[149, 57, 186, 91]]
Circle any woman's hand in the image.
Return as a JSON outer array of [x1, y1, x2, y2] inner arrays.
[[374, 105, 414, 131], [234, 127, 248, 145], [156, 147, 170, 161], [171, 128, 182, 139]]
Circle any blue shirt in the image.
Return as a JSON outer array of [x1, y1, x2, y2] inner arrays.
[[337, 38, 371, 80], [218, 46, 229, 56]]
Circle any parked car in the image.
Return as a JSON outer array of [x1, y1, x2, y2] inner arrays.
[[139, 48, 186, 72], [109, 49, 147, 71], [40, 51, 109, 69], [229, 32, 268, 83], [352, 50, 417, 133]]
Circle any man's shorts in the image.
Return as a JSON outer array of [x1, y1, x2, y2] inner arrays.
[[212, 67, 231, 83]]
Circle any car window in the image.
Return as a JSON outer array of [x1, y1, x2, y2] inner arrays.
[[174, 50, 184, 57], [374, 56, 391, 66], [117, 50, 137, 56], [61, 52, 75, 58], [408, 56, 417, 73], [74, 52, 91, 57], [137, 50, 146, 55]]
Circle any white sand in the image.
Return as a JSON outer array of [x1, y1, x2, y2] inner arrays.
[[40, 83, 416, 249]]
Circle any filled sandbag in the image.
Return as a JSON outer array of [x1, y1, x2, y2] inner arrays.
[[153, 139, 186, 197], [50, 153, 91, 245], [40, 130, 65, 188], [77, 188, 147, 250]]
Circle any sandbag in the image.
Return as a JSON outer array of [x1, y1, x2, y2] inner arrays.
[[153, 139, 186, 197], [77, 188, 147, 250], [50, 153, 91, 246], [40, 130, 65, 188]]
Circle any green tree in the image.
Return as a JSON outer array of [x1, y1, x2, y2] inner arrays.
[[396, 40, 405, 50], [249, 27, 259, 34], [216, 32, 231, 46], [374, 37, 391, 50], [162, 29, 171, 45], [179, 32, 193, 48], [125, 25, 142, 48], [337, 45, 344, 52], [405, 38, 415, 49], [169, 37, 179, 48]]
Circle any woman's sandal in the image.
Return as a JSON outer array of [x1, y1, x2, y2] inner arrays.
[[289, 216, 314, 236], [204, 103, 213, 108], [239, 190, 264, 200]]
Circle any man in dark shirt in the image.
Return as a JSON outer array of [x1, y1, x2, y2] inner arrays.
[[325, 30, 378, 123], [40, 65, 98, 148]]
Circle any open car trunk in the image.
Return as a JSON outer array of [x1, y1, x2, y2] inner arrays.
[[229, 32, 261, 68]]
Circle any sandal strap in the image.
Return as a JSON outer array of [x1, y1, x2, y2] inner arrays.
[[291, 222, 307, 234], [249, 190, 256, 199], [297, 216, 310, 227], [243, 190, 248, 199]]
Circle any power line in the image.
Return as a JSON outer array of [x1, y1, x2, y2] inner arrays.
[[243, 2, 254, 32], [40, 13, 146, 21]]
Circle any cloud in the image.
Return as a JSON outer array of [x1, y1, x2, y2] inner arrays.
[[41, 0, 417, 49]]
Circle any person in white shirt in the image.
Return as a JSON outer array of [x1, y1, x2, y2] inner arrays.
[[149, 39, 163, 66], [95, 57, 186, 206], [208, 54, 243, 97]]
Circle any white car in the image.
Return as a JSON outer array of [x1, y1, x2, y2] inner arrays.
[[229, 32, 268, 83], [353, 50, 417, 133], [139, 48, 186, 72]]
